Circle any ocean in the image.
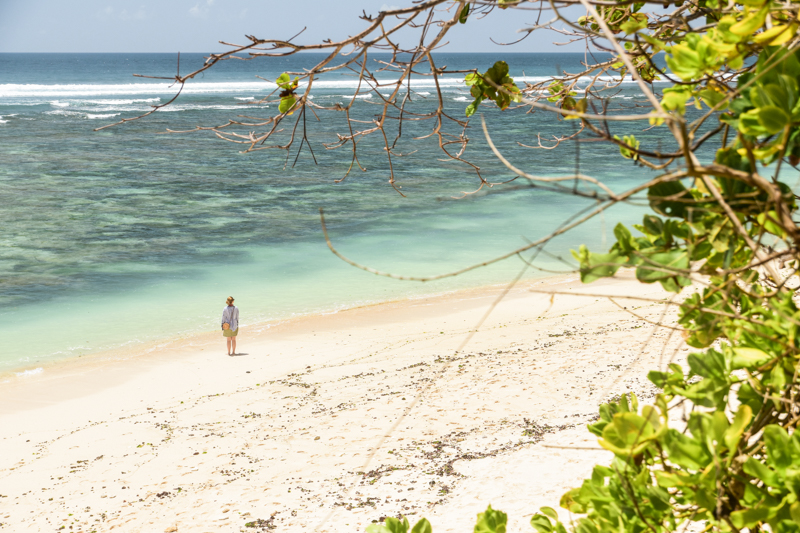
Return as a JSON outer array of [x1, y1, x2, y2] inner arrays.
[[0, 52, 698, 374]]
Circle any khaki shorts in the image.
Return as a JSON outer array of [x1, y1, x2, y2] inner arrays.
[[223, 328, 238, 338]]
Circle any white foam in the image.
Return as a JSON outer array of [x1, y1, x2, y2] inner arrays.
[[45, 109, 84, 117], [234, 97, 255, 101], [0, 74, 652, 100], [453, 96, 470, 102], [87, 113, 121, 119], [84, 98, 161, 105], [15, 367, 43, 377], [50, 100, 69, 108], [159, 104, 254, 112], [0, 81, 274, 99]]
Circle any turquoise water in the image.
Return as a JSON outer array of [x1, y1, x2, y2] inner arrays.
[[0, 53, 689, 373]]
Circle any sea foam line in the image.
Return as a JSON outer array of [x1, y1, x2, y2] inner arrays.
[[15, 367, 43, 377], [0, 75, 647, 99]]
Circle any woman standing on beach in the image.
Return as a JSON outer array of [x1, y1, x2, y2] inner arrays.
[[221, 296, 239, 356]]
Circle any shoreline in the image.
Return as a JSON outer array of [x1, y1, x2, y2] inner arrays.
[[0, 270, 574, 383], [0, 270, 689, 532]]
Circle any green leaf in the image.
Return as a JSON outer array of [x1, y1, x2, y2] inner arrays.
[[558, 489, 585, 513], [664, 429, 712, 469], [744, 456, 780, 488], [459, 3, 470, 23], [615, 134, 640, 160], [635, 250, 689, 283], [758, 106, 790, 134], [655, 470, 695, 489], [529, 515, 553, 533], [391, 517, 411, 533], [474, 505, 507, 533], [620, 17, 647, 34], [757, 210, 787, 237], [369, 517, 411, 533], [599, 412, 656, 456], [275, 73, 291, 88], [648, 180, 692, 218], [699, 88, 728, 110], [792, 502, 800, 523], [279, 95, 297, 114], [411, 518, 432, 533], [730, 507, 770, 529], [485, 61, 509, 84], [465, 99, 481, 117], [753, 22, 799, 45], [723, 404, 752, 451], [764, 425, 793, 474], [665, 47, 701, 82], [730, 347, 772, 370], [613, 223, 637, 254], [571, 245, 626, 283], [465, 73, 481, 86], [730, 5, 768, 36], [642, 214, 663, 236], [539, 507, 558, 521], [738, 382, 766, 413], [688, 350, 727, 380]]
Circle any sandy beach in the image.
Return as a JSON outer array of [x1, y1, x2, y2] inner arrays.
[[0, 271, 689, 533]]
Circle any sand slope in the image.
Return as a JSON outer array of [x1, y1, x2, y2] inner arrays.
[[0, 272, 688, 532]]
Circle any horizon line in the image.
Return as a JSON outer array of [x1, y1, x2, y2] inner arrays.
[[0, 50, 599, 55]]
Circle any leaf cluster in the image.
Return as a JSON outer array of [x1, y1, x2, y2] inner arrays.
[[275, 72, 300, 115], [464, 61, 521, 117], [441, 10, 800, 533]]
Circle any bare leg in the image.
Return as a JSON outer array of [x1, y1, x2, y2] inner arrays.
[[226, 337, 232, 355], [231, 337, 237, 355]]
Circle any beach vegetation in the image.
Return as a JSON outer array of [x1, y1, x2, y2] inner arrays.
[[103, 0, 800, 531]]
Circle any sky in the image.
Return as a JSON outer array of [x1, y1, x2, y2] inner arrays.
[[0, 0, 584, 53]]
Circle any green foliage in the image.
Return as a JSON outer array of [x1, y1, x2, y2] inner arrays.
[[614, 134, 640, 160], [721, 48, 800, 163], [464, 61, 521, 117], [537, 47, 800, 533], [446, 13, 800, 533], [381, 3, 800, 533], [474, 505, 507, 533], [578, 4, 647, 34], [366, 517, 432, 533], [275, 72, 300, 115], [459, 2, 470, 23]]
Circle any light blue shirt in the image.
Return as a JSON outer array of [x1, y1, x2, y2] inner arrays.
[[221, 305, 239, 331]]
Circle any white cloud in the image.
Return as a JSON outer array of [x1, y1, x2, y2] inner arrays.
[[380, 3, 401, 11], [189, 2, 212, 18]]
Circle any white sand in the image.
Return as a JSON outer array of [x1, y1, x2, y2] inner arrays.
[[0, 271, 689, 532]]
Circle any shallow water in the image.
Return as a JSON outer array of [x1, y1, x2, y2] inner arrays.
[[0, 52, 701, 372]]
